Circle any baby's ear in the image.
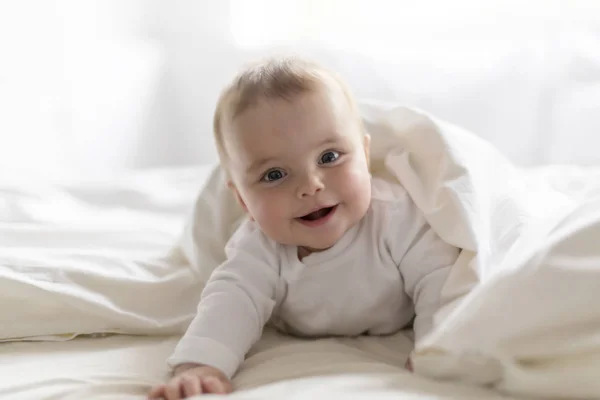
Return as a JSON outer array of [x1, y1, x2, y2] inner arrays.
[[227, 181, 254, 221]]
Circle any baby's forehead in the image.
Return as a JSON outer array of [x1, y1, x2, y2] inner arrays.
[[246, 77, 351, 118], [215, 64, 363, 174], [228, 89, 354, 144]]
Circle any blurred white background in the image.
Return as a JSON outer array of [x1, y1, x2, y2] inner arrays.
[[1, 0, 599, 180]]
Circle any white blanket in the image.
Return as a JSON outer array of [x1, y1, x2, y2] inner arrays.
[[178, 103, 600, 399], [358, 105, 600, 399], [3, 165, 516, 400], [0, 167, 211, 341], [3, 104, 600, 399]]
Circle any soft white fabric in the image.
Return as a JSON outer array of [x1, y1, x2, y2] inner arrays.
[[414, 198, 600, 399], [0, 167, 211, 341], [168, 178, 459, 377], [179, 103, 600, 398], [358, 104, 600, 399], [4, 103, 600, 398], [0, 164, 514, 400], [1, 327, 518, 400]]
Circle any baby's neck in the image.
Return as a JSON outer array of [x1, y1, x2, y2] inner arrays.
[[297, 245, 325, 261], [296, 213, 368, 261]]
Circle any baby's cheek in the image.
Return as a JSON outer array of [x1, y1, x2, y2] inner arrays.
[[341, 166, 370, 195], [251, 200, 294, 242], [252, 197, 287, 225], [341, 170, 372, 214]]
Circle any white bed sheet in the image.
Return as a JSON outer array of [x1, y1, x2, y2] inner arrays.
[[0, 166, 211, 341], [0, 165, 516, 400], [1, 328, 516, 400]]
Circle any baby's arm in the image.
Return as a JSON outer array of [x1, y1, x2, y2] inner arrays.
[[166, 223, 280, 381], [398, 226, 459, 342], [386, 200, 460, 344]]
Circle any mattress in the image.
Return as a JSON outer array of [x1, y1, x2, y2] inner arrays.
[[1, 328, 515, 400], [0, 165, 516, 400]]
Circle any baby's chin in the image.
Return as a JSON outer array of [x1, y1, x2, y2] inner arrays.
[[299, 242, 334, 254], [297, 232, 346, 253]]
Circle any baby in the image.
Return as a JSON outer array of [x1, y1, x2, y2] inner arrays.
[[148, 56, 460, 400]]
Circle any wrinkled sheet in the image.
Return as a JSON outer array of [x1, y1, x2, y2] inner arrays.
[[1, 327, 517, 400], [0, 166, 211, 341], [3, 104, 600, 399], [0, 162, 508, 400]]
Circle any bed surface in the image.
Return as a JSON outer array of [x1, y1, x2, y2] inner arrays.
[[1, 328, 516, 400], [8, 163, 598, 399]]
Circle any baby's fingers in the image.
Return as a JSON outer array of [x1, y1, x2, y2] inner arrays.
[[182, 376, 203, 397], [201, 377, 230, 394], [405, 357, 413, 372], [164, 380, 184, 400], [147, 384, 166, 399]]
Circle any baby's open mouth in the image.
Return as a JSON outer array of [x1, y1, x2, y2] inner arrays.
[[299, 206, 336, 221]]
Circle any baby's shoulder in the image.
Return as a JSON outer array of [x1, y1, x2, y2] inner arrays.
[[226, 219, 281, 261], [366, 178, 426, 238], [369, 177, 416, 214]]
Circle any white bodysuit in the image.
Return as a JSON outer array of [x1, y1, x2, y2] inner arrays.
[[167, 178, 460, 378]]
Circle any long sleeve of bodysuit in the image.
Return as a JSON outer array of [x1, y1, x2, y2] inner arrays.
[[386, 195, 460, 343], [167, 221, 280, 378]]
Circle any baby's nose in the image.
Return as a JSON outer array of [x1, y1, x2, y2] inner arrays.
[[297, 174, 324, 198]]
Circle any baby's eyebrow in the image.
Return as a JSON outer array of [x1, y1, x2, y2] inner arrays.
[[245, 137, 342, 173], [246, 157, 276, 174], [317, 137, 339, 147]]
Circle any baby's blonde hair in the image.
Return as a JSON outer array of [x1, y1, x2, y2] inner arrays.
[[213, 56, 364, 168]]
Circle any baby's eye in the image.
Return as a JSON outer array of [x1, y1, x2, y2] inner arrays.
[[319, 151, 340, 164], [262, 169, 287, 182]]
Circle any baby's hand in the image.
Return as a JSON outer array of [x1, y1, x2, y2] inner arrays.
[[405, 354, 413, 372], [148, 363, 232, 400]]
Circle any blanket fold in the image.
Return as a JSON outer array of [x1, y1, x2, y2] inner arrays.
[[3, 103, 600, 398], [181, 104, 600, 398]]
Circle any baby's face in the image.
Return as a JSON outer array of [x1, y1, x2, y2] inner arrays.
[[224, 85, 372, 252]]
